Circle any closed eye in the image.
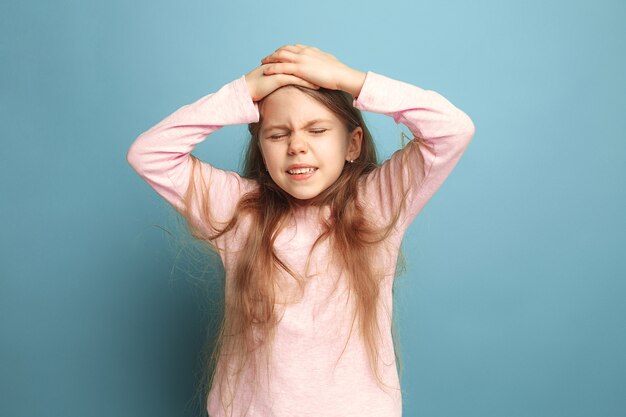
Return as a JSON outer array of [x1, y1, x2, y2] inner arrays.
[[269, 134, 286, 140], [268, 129, 327, 140]]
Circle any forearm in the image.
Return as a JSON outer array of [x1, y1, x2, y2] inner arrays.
[[355, 71, 475, 230], [340, 68, 367, 97], [126, 75, 259, 213]]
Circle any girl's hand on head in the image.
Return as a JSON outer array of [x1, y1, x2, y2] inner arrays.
[[244, 65, 319, 102], [259, 44, 366, 96]]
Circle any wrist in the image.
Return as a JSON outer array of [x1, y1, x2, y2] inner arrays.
[[244, 74, 257, 101], [340, 69, 367, 97]]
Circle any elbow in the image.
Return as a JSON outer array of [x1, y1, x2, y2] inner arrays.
[[126, 144, 137, 170], [126, 138, 144, 173], [467, 118, 476, 141], [460, 111, 476, 143]]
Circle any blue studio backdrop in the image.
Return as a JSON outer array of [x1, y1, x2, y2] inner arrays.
[[1, 0, 625, 416]]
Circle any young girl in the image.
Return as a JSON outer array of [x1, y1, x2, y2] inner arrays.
[[127, 44, 475, 417]]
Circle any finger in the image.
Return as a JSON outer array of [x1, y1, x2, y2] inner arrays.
[[263, 62, 298, 76], [261, 44, 302, 62], [295, 44, 318, 54], [280, 44, 306, 52], [267, 44, 306, 59], [261, 49, 298, 64], [264, 44, 315, 61], [280, 74, 319, 90]]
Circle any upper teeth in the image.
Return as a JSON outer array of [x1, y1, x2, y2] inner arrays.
[[288, 167, 316, 174]]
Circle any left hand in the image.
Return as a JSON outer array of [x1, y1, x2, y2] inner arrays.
[[260, 44, 366, 96]]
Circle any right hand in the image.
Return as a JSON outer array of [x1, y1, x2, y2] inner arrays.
[[245, 64, 319, 102]]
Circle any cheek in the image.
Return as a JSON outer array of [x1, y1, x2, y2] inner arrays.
[[261, 144, 282, 169], [325, 136, 350, 159]]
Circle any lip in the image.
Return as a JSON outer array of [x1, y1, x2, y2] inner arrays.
[[286, 164, 318, 171], [285, 164, 318, 181]]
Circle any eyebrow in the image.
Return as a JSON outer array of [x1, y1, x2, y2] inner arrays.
[[263, 119, 333, 133]]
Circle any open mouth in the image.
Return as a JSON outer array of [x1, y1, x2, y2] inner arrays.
[[287, 167, 318, 175], [286, 167, 318, 180]]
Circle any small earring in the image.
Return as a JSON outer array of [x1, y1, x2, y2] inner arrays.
[[350, 159, 354, 163]]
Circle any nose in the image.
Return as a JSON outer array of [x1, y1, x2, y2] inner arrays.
[[287, 132, 308, 155]]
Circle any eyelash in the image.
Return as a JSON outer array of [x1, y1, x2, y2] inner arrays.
[[269, 129, 327, 140]]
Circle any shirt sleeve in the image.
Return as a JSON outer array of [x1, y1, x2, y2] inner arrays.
[[353, 71, 475, 232], [126, 75, 260, 239]]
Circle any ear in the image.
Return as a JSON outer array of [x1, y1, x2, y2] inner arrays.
[[346, 126, 363, 161]]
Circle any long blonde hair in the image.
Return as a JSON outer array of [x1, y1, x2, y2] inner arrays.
[[177, 85, 427, 416]]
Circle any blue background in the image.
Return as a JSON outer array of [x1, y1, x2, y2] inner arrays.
[[1, 0, 625, 416]]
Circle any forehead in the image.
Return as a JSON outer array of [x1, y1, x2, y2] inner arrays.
[[260, 87, 340, 128]]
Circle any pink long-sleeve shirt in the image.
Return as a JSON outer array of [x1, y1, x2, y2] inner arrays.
[[127, 71, 475, 417]]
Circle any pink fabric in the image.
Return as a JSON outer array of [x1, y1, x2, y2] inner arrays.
[[127, 71, 475, 417]]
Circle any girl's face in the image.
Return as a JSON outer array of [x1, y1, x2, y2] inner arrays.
[[259, 87, 362, 201]]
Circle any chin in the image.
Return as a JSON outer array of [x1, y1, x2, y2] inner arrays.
[[288, 192, 318, 202], [279, 186, 323, 202]]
